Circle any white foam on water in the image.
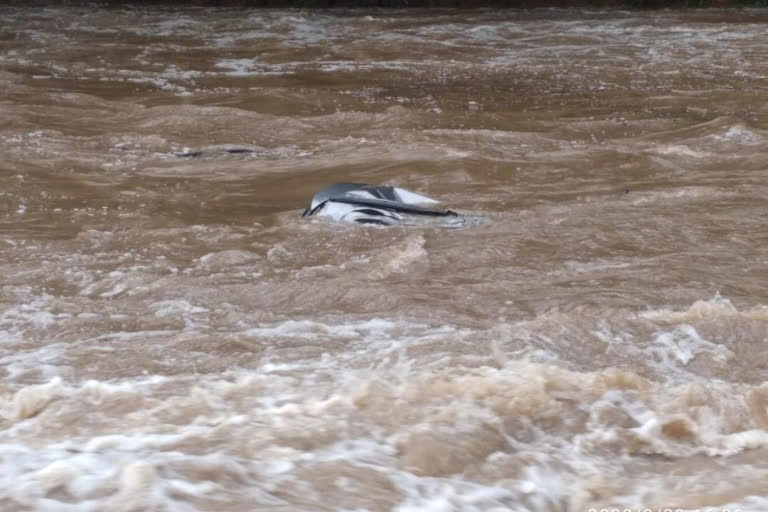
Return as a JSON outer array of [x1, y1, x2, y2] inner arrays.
[[712, 124, 764, 146], [211, 57, 415, 76], [641, 294, 768, 323], [316, 61, 411, 73], [0, 294, 57, 337], [215, 58, 265, 77], [242, 317, 453, 346], [126, 76, 188, 93], [591, 298, 744, 382], [393, 478, 517, 512], [0, 342, 67, 382], [1, 377, 64, 421], [148, 300, 208, 318], [649, 324, 734, 367], [0, 337, 766, 511], [652, 143, 711, 158]]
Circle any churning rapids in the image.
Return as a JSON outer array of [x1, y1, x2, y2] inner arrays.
[[2, 5, 768, 512]]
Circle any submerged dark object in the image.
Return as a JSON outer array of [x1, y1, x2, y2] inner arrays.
[[176, 148, 257, 158], [302, 183, 458, 226]]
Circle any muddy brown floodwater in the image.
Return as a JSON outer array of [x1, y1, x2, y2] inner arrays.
[[2, 5, 768, 512]]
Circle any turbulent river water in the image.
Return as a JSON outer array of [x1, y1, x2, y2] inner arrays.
[[2, 5, 768, 511]]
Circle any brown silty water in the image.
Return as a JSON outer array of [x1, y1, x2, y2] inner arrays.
[[1, 5, 768, 511]]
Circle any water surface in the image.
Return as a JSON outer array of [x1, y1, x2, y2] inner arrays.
[[2, 6, 768, 511]]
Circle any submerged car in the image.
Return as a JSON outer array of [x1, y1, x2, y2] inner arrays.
[[301, 183, 459, 226]]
